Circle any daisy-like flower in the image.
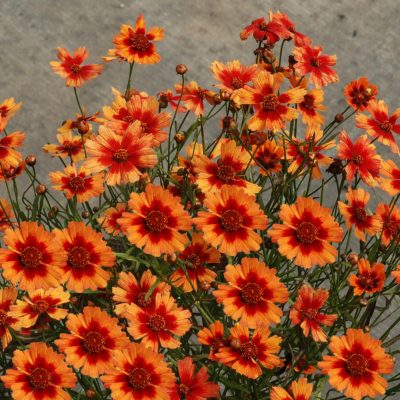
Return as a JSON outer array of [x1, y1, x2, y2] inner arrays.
[[380, 160, 400, 195], [57, 112, 100, 135], [49, 164, 104, 203], [237, 71, 306, 131], [271, 378, 313, 400], [318, 329, 394, 400], [213, 257, 288, 328], [271, 11, 311, 47], [376, 203, 400, 246], [0, 160, 25, 181], [290, 285, 337, 342], [193, 140, 261, 195], [349, 258, 385, 296], [215, 323, 282, 379], [269, 197, 343, 268], [118, 184, 192, 257], [171, 142, 205, 184], [158, 88, 186, 112], [344, 77, 378, 111], [198, 320, 228, 361], [337, 130, 381, 186], [53, 221, 115, 293], [98, 203, 128, 236], [175, 81, 216, 116], [101, 342, 176, 399], [9, 286, 69, 329], [356, 99, 400, 153], [50, 47, 103, 87], [55, 306, 129, 378], [0, 286, 18, 349], [297, 80, 326, 130], [338, 188, 382, 241], [0, 222, 66, 292], [0, 98, 21, 131], [1, 342, 77, 400], [194, 185, 268, 256], [43, 130, 85, 162], [113, 270, 170, 317], [0, 197, 14, 232], [254, 139, 284, 174], [125, 292, 192, 351], [84, 123, 157, 186], [0, 131, 25, 169]]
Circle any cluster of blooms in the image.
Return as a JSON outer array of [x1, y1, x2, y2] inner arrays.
[[0, 10, 400, 400]]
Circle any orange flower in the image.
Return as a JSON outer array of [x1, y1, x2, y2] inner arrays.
[[271, 12, 311, 47], [53, 221, 115, 293], [0, 197, 14, 231], [237, 71, 306, 131], [101, 343, 176, 399], [338, 188, 382, 241], [118, 184, 192, 257], [391, 264, 400, 284], [0, 98, 21, 131], [49, 164, 104, 203], [175, 81, 216, 116], [349, 258, 385, 296], [195, 185, 268, 256], [254, 139, 284, 174], [110, 14, 164, 64], [197, 320, 228, 361], [269, 197, 343, 268], [0, 286, 18, 349], [271, 378, 313, 400], [375, 203, 400, 246], [0, 130, 25, 169], [1, 342, 77, 400], [297, 83, 326, 130], [50, 47, 103, 87], [55, 306, 129, 378], [318, 329, 394, 400], [0, 222, 66, 291], [290, 285, 337, 342], [125, 292, 192, 351], [0, 160, 25, 181], [215, 323, 282, 379], [380, 159, 400, 196], [84, 123, 157, 186], [213, 258, 288, 328], [98, 202, 128, 236], [43, 130, 85, 162], [171, 142, 204, 184], [344, 77, 378, 111]]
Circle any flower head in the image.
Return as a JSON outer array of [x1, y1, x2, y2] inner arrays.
[[0, 131, 25, 169], [254, 139, 284, 174], [0, 98, 21, 131], [0, 286, 18, 349], [43, 130, 85, 162], [271, 378, 313, 400], [0, 198, 14, 232], [98, 202, 128, 236], [380, 159, 400, 196], [349, 258, 385, 296], [376, 203, 400, 246], [197, 320, 228, 361], [176, 81, 216, 116], [344, 77, 378, 111]]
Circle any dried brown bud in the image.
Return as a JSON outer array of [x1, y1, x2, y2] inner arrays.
[[288, 55, 297, 66], [327, 158, 344, 175], [335, 113, 345, 123], [77, 120, 90, 134], [210, 281, 218, 289], [36, 184, 47, 195], [139, 173, 151, 185], [174, 132, 185, 143], [199, 281, 211, 291], [220, 90, 231, 101], [25, 154, 37, 166], [379, 243, 386, 252], [92, 206, 99, 213], [176, 168, 187, 177], [81, 210, 90, 219], [176, 64, 188, 75], [213, 94, 222, 104], [230, 338, 241, 349], [347, 253, 359, 265], [85, 389, 96, 398], [159, 99, 168, 109]]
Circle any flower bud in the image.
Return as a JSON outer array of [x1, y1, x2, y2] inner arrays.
[[210, 281, 218, 289], [166, 253, 177, 263], [230, 338, 241, 349], [347, 253, 359, 265], [77, 120, 90, 134], [81, 210, 90, 219], [176, 64, 188, 75], [25, 154, 37, 166], [334, 113, 344, 123], [36, 184, 47, 195], [86, 389, 96, 398], [213, 94, 222, 105], [199, 281, 211, 291], [220, 90, 231, 101], [174, 132, 185, 143]]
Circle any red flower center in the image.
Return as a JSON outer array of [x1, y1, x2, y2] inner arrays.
[[68, 176, 86, 192], [301, 94, 315, 109], [70, 64, 81, 74], [0, 310, 8, 326], [262, 94, 280, 111], [128, 367, 151, 389], [354, 207, 367, 222], [216, 163, 236, 183], [32, 300, 50, 314], [239, 341, 258, 359], [303, 308, 318, 320], [241, 282, 263, 304], [221, 210, 243, 231], [231, 77, 244, 89], [83, 331, 106, 353], [185, 253, 202, 269], [29, 367, 52, 390], [258, 22, 268, 31], [358, 273, 379, 291], [310, 58, 320, 67], [20, 247, 43, 269], [211, 337, 226, 351], [346, 353, 369, 376], [379, 120, 393, 132], [145, 210, 168, 232], [112, 148, 129, 162], [141, 122, 149, 132], [178, 383, 190, 395], [136, 292, 151, 308], [148, 314, 166, 332], [296, 222, 319, 244], [130, 33, 151, 52], [0, 107, 7, 117], [351, 155, 364, 165], [68, 246, 90, 268], [385, 219, 399, 237]]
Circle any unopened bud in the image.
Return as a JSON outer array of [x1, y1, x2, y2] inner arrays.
[[176, 64, 188, 75], [25, 155, 37, 166], [230, 338, 241, 349], [220, 90, 231, 101], [174, 132, 185, 143], [77, 120, 90, 134], [36, 184, 47, 195], [166, 253, 177, 263], [335, 113, 344, 123], [347, 253, 359, 265], [199, 281, 211, 291], [86, 389, 96, 398], [81, 211, 90, 219]]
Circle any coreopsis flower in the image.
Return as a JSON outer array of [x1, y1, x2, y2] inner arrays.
[[349, 258, 385, 296], [380, 160, 400, 195], [0, 222, 66, 292], [337, 130, 381, 186], [50, 47, 103, 87], [292, 356, 317, 375], [344, 77, 378, 111], [213, 258, 288, 328], [0, 160, 25, 181], [194, 185, 268, 256], [98, 202, 128, 236], [318, 329, 394, 400], [170, 233, 220, 292], [101, 343, 176, 399], [49, 164, 104, 203], [159, 88, 186, 112], [125, 292, 192, 351], [43, 130, 85, 162], [271, 378, 313, 400], [113, 270, 170, 317], [171, 142, 204, 184], [297, 81, 326, 130], [338, 188, 382, 241], [391, 265, 400, 284], [57, 112, 100, 135], [0, 286, 18, 349], [118, 184, 192, 257], [269, 197, 343, 268], [1, 342, 77, 400], [9, 286, 69, 329], [271, 11, 311, 47], [175, 81, 216, 116], [0, 131, 25, 169], [84, 123, 157, 186], [355, 99, 400, 153], [290, 285, 337, 342], [215, 323, 282, 379], [293, 45, 338, 88], [376, 203, 400, 246], [237, 71, 306, 131], [193, 140, 261, 195], [254, 139, 284, 174], [0, 197, 14, 231], [0, 98, 21, 131], [53, 221, 115, 292], [55, 306, 129, 378], [198, 320, 228, 361]]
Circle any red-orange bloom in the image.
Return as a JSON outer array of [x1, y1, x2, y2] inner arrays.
[[293, 45, 338, 88], [269, 197, 343, 268], [380, 159, 400, 196], [1, 342, 77, 400], [213, 258, 288, 328], [271, 11, 311, 47], [50, 47, 103, 87], [0, 98, 21, 131], [55, 306, 129, 378], [318, 329, 394, 400], [375, 203, 400, 246], [344, 77, 378, 111], [194, 185, 268, 256], [0, 197, 14, 232], [290, 285, 337, 342], [349, 258, 385, 296], [43, 130, 85, 162], [0, 160, 25, 181], [175, 81, 216, 116], [271, 378, 313, 400], [0, 131, 25, 169], [197, 320, 228, 361], [391, 264, 400, 284], [254, 139, 284, 174], [297, 83, 326, 130], [98, 202, 128, 236], [0, 286, 18, 349]]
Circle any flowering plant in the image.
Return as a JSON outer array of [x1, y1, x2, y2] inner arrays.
[[0, 10, 400, 400]]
